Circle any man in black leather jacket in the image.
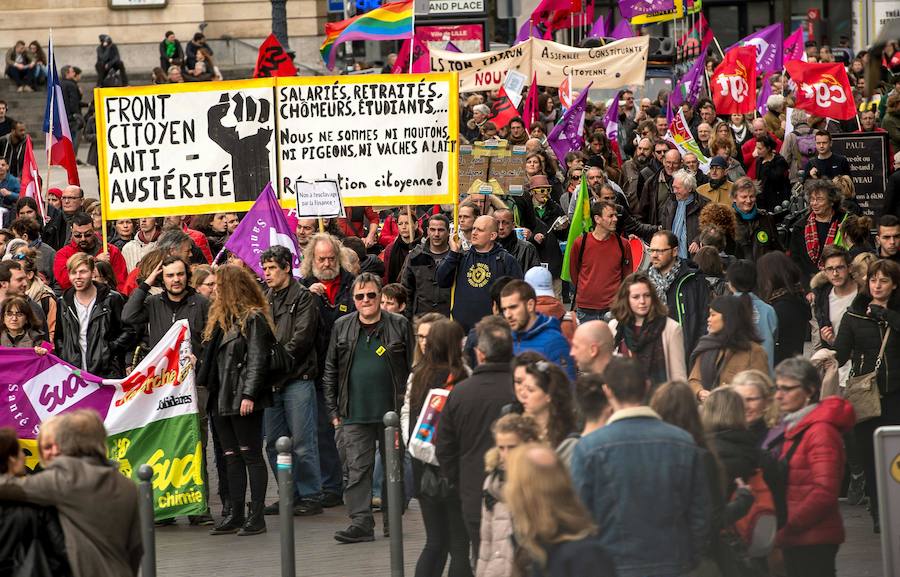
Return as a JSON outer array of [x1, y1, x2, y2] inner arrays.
[[323, 272, 412, 543], [258, 246, 323, 517]]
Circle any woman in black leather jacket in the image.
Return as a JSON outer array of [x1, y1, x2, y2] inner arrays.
[[199, 264, 275, 537]]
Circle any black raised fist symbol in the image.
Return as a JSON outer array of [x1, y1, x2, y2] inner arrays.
[[208, 92, 273, 202]]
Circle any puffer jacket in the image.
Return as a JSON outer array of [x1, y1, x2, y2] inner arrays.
[[55, 282, 133, 377], [476, 460, 513, 577], [266, 279, 319, 387], [511, 314, 575, 379], [322, 311, 412, 421], [834, 293, 900, 396], [775, 397, 855, 547], [202, 310, 274, 417]]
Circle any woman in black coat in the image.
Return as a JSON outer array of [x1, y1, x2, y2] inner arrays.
[[834, 259, 900, 532], [527, 175, 566, 282], [199, 264, 274, 537], [753, 135, 791, 213], [756, 251, 812, 365]]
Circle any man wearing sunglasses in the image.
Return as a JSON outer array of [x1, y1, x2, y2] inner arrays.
[[53, 212, 128, 291], [322, 272, 412, 544]]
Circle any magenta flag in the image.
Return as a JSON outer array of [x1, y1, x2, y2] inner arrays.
[[784, 27, 805, 63], [223, 183, 302, 279], [604, 93, 620, 142], [731, 22, 783, 74], [610, 19, 633, 40], [617, 0, 673, 21], [548, 83, 592, 164]]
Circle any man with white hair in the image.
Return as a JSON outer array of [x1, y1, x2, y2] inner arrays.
[[462, 103, 491, 143], [764, 93, 785, 140], [660, 169, 709, 259]]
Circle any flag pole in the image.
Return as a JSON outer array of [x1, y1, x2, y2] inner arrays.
[[44, 31, 55, 212], [408, 10, 415, 72]]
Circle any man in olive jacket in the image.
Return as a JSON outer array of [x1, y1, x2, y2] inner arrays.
[[323, 272, 412, 543]]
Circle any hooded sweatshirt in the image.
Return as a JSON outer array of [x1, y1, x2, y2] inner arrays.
[[512, 314, 576, 379]]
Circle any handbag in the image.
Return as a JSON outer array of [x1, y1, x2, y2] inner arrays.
[[419, 463, 452, 499], [845, 327, 890, 423]]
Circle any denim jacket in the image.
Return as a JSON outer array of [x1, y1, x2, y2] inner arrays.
[[570, 407, 711, 577]]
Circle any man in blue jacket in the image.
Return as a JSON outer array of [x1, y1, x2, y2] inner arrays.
[[436, 214, 523, 332], [571, 358, 710, 577], [500, 279, 575, 379]]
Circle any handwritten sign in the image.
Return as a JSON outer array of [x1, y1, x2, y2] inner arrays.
[[294, 180, 344, 218], [832, 132, 889, 220]]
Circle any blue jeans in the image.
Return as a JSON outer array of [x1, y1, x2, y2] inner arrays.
[[264, 379, 322, 501]]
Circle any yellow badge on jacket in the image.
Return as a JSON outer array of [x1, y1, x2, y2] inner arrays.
[[376, 346, 386, 356], [339, 304, 348, 312]]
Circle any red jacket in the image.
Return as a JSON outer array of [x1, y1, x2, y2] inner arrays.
[[53, 240, 128, 291], [776, 396, 855, 548], [742, 133, 783, 179], [184, 226, 212, 263]]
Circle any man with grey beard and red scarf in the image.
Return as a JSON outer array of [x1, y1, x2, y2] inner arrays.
[[300, 232, 356, 508]]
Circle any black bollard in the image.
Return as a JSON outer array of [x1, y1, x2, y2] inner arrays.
[[138, 464, 156, 577], [383, 411, 404, 577], [276, 436, 296, 577]]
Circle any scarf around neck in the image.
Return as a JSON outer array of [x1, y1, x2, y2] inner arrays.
[[673, 195, 693, 259], [616, 315, 668, 384], [804, 211, 839, 268], [648, 258, 681, 305], [734, 203, 758, 221]]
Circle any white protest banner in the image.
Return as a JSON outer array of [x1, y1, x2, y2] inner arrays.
[[95, 79, 279, 219], [276, 73, 459, 207], [531, 37, 650, 90], [430, 37, 649, 91], [430, 43, 532, 92], [294, 180, 344, 218]]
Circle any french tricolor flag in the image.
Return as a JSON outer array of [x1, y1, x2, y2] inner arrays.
[[43, 36, 80, 187]]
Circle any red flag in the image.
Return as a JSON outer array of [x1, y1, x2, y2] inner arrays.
[[531, 0, 583, 34], [253, 34, 298, 78], [710, 46, 757, 114], [785, 61, 856, 120], [19, 136, 46, 222], [392, 36, 430, 74], [522, 73, 539, 129], [559, 75, 572, 109], [491, 87, 519, 129]]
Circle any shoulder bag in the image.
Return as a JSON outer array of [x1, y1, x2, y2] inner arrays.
[[845, 327, 890, 423]]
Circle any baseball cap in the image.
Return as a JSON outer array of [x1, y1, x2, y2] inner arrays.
[[709, 156, 728, 169], [524, 266, 554, 298]]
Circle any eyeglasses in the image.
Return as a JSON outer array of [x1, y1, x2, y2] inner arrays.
[[202, 280, 216, 287], [11, 253, 25, 261], [825, 265, 847, 274], [648, 247, 674, 254], [4, 311, 24, 318], [353, 291, 378, 301], [61, 195, 83, 202], [775, 383, 804, 393]]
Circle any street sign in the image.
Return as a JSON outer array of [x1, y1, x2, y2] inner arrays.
[[428, 0, 484, 14], [875, 426, 900, 577]]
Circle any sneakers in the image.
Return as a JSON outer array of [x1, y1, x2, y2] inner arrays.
[[371, 496, 382, 511], [294, 500, 323, 516], [846, 473, 866, 506], [334, 525, 375, 543], [322, 493, 343, 508], [188, 513, 215, 526]]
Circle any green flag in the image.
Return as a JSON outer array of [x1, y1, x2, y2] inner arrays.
[[560, 174, 592, 283]]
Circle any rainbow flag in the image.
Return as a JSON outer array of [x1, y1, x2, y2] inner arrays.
[[320, 0, 414, 70]]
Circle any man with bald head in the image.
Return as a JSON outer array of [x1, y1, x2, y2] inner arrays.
[[639, 148, 682, 226], [437, 214, 523, 331], [525, 137, 543, 154], [570, 320, 614, 374]]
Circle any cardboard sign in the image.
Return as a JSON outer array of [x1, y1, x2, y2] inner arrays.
[[832, 132, 890, 220], [95, 79, 279, 219], [458, 153, 489, 197], [487, 155, 528, 195], [276, 73, 459, 207]]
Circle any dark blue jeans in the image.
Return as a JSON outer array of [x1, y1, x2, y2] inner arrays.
[[264, 379, 322, 501]]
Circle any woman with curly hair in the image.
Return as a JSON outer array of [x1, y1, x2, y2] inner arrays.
[[698, 202, 738, 256], [511, 351, 576, 450]]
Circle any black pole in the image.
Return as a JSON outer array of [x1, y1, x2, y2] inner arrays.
[[137, 464, 156, 577], [272, 0, 291, 49], [276, 436, 296, 577], [384, 411, 404, 577]]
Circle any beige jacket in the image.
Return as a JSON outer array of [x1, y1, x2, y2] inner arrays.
[[608, 317, 687, 382], [0, 456, 142, 577], [477, 456, 514, 577], [689, 341, 770, 394]]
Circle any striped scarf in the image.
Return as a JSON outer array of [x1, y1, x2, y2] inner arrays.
[[804, 211, 839, 269]]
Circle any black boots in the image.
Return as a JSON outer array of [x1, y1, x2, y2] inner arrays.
[[237, 502, 267, 536], [209, 502, 245, 535]]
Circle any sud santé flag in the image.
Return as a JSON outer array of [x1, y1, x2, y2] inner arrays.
[[785, 61, 856, 120], [710, 46, 757, 115], [0, 321, 206, 520]]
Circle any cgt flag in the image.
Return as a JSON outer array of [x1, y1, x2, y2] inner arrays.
[[222, 182, 302, 278], [710, 46, 757, 114], [252, 34, 298, 78], [785, 61, 856, 120]]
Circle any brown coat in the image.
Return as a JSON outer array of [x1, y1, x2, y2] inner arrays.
[[0, 456, 142, 577], [688, 341, 769, 394]]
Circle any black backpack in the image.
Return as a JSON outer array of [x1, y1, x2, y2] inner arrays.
[[764, 428, 807, 529]]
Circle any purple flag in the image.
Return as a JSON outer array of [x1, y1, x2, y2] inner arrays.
[[610, 19, 634, 40], [757, 75, 773, 117], [515, 20, 539, 45], [548, 83, 593, 164], [617, 0, 674, 20], [223, 183, 302, 279], [669, 48, 707, 110], [589, 13, 610, 38], [446, 41, 462, 53], [731, 22, 783, 75], [604, 92, 620, 142]]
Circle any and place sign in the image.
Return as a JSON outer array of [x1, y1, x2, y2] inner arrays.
[[428, 0, 484, 13]]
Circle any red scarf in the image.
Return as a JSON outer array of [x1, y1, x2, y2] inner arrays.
[[804, 211, 838, 269]]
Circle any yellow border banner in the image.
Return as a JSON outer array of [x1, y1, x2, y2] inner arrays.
[[274, 72, 459, 208], [96, 78, 278, 220], [630, 0, 684, 24]]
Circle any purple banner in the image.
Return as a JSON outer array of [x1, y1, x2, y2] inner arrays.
[[617, 0, 674, 20], [610, 19, 634, 40], [731, 22, 783, 75], [548, 83, 592, 165], [223, 182, 302, 279], [670, 48, 707, 110]]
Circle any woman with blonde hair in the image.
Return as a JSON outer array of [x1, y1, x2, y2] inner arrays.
[[199, 264, 275, 537], [477, 414, 542, 577], [730, 369, 777, 443], [504, 444, 615, 577]]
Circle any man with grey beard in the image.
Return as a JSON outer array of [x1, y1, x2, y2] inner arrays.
[[300, 232, 356, 508], [621, 137, 653, 210]]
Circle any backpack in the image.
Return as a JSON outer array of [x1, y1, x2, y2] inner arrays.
[[732, 469, 777, 557], [794, 129, 817, 167]]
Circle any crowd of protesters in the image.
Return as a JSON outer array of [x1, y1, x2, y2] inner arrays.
[[1, 33, 899, 577]]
